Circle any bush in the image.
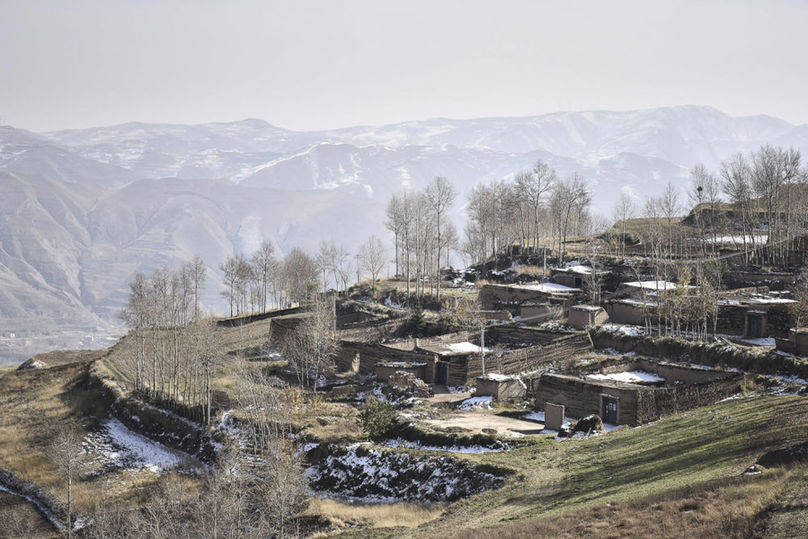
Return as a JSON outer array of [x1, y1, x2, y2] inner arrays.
[[358, 396, 397, 440]]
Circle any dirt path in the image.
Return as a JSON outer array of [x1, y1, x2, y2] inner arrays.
[[422, 411, 546, 438]]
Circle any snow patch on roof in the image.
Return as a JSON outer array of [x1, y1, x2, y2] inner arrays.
[[587, 370, 665, 384]]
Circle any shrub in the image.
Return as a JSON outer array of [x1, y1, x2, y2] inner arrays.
[[358, 396, 397, 440]]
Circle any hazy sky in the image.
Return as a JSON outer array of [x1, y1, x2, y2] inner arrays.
[[2, 0, 808, 132]]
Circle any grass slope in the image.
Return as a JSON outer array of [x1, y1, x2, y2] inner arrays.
[[387, 395, 808, 537]]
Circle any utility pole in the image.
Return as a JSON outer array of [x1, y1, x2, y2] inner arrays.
[[355, 254, 361, 285], [480, 318, 486, 376]]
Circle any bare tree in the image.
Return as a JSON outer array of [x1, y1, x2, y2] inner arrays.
[[252, 240, 276, 311], [359, 235, 387, 290], [612, 192, 635, 259], [220, 255, 240, 317], [552, 173, 591, 262], [186, 256, 206, 320], [516, 160, 556, 253], [425, 176, 456, 303], [279, 297, 337, 391], [281, 248, 319, 305], [385, 193, 406, 278], [49, 425, 86, 538]]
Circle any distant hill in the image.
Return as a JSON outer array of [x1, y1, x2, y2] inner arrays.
[[2, 105, 808, 363]]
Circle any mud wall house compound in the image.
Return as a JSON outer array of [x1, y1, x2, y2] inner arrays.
[[550, 265, 609, 294], [606, 284, 796, 340], [528, 359, 745, 426], [338, 326, 593, 387], [479, 282, 581, 320]]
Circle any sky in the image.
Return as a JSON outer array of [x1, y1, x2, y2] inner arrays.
[[2, 0, 808, 132]]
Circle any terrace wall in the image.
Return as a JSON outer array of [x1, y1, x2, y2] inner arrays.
[[591, 328, 808, 379], [216, 306, 304, 327]]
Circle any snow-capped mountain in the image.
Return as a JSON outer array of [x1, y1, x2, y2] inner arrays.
[[2, 105, 807, 363]]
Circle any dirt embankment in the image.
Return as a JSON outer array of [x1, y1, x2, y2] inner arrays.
[[0, 467, 67, 533], [86, 361, 219, 461]]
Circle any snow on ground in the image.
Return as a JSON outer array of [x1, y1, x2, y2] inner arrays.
[[83, 418, 190, 473], [384, 295, 402, 309], [740, 337, 776, 347], [599, 324, 646, 337], [382, 438, 505, 453], [522, 410, 546, 422], [522, 410, 572, 434], [563, 264, 595, 274], [706, 235, 768, 245], [587, 370, 665, 384], [305, 443, 505, 503], [458, 396, 493, 410]]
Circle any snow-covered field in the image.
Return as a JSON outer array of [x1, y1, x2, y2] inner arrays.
[[458, 396, 493, 410], [83, 418, 194, 473], [599, 324, 646, 337]]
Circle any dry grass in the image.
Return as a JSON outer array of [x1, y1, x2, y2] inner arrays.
[[0, 491, 56, 538], [460, 470, 792, 538], [23, 349, 107, 368], [0, 360, 201, 517], [305, 498, 444, 531]]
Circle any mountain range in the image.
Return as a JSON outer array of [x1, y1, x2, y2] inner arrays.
[[2, 105, 807, 363]]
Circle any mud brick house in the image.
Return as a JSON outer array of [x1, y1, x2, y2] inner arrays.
[[567, 305, 609, 329], [479, 282, 581, 319], [528, 358, 744, 426], [550, 265, 609, 291], [616, 280, 697, 299], [715, 290, 796, 340], [270, 306, 407, 345], [776, 327, 808, 356], [608, 281, 697, 326], [338, 325, 592, 387]]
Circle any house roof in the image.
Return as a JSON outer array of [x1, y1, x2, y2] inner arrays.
[[554, 264, 608, 276], [509, 282, 581, 293], [622, 280, 693, 291]]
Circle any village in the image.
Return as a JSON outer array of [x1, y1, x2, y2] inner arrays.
[[3, 154, 808, 537]]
